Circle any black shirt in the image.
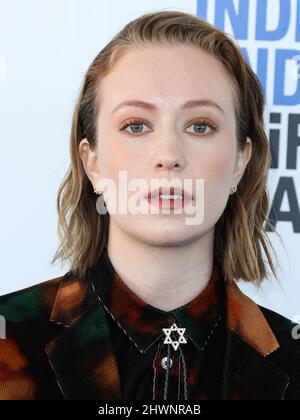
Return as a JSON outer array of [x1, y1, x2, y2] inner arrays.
[[89, 251, 227, 400]]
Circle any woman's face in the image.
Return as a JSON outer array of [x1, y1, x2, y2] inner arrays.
[[80, 44, 252, 246]]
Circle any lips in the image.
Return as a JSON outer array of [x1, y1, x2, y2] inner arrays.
[[145, 186, 193, 200]]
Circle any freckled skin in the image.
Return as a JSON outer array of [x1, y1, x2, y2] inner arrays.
[[79, 45, 252, 311]]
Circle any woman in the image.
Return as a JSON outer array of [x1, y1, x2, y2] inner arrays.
[[0, 10, 299, 400]]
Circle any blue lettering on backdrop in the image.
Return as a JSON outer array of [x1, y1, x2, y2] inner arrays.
[[197, 0, 300, 41], [274, 50, 300, 105], [256, 0, 290, 41], [197, 0, 249, 39], [241, 48, 300, 105], [297, 0, 300, 41], [240, 47, 268, 98], [197, 0, 300, 232]]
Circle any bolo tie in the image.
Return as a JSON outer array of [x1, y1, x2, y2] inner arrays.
[[152, 311, 224, 400], [153, 322, 189, 400], [88, 265, 189, 399]]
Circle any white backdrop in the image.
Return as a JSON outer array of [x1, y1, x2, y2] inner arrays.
[[0, 0, 299, 321]]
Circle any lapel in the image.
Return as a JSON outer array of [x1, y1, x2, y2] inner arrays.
[[45, 270, 290, 400], [45, 273, 122, 400], [221, 281, 290, 400]]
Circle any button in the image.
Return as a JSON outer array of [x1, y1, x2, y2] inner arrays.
[[161, 356, 173, 369]]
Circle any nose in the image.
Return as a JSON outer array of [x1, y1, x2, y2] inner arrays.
[[156, 158, 181, 170], [153, 136, 186, 173]]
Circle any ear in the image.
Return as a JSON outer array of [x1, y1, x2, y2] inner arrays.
[[78, 138, 101, 187], [232, 137, 252, 186]]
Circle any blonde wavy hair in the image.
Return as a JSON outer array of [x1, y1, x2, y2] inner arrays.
[[51, 10, 280, 284]]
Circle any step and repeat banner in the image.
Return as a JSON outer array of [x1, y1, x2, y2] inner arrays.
[[0, 0, 299, 320]]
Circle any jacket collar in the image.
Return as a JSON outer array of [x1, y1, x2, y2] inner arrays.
[[46, 256, 290, 400], [86, 252, 226, 353], [222, 280, 290, 399]]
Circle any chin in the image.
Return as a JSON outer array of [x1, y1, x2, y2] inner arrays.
[[132, 224, 201, 247]]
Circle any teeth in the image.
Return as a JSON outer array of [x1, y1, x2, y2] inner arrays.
[[159, 194, 183, 200]]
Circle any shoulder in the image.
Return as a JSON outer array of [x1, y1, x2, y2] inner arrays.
[[258, 305, 300, 346], [258, 305, 300, 400], [0, 275, 64, 324], [0, 275, 68, 400]]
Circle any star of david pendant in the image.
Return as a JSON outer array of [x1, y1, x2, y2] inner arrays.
[[162, 322, 187, 351]]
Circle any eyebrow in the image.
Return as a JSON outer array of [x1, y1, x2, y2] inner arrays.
[[111, 99, 225, 116]]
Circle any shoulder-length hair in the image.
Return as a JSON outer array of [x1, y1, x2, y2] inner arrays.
[[51, 10, 280, 284]]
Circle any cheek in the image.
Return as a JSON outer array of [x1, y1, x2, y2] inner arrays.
[[192, 141, 235, 185], [207, 152, 235, 185], [97, 132, 128, 177], [191, 143, 236, 212], [97, 129, 150, 192]]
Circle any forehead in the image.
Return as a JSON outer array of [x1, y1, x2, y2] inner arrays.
[[99, 44, 236, 116]]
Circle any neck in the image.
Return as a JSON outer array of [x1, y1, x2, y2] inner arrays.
[[106, 220, 215, 311]]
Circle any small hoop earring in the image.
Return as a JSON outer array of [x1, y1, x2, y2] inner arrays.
[[230, 185, 237, 195]]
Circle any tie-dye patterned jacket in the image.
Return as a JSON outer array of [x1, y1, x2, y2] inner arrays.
[[0, 252, 300, 400]]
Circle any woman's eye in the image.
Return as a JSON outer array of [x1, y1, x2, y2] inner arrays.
[[186, 121, 216, 135], [120, 119, 151, 135]]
